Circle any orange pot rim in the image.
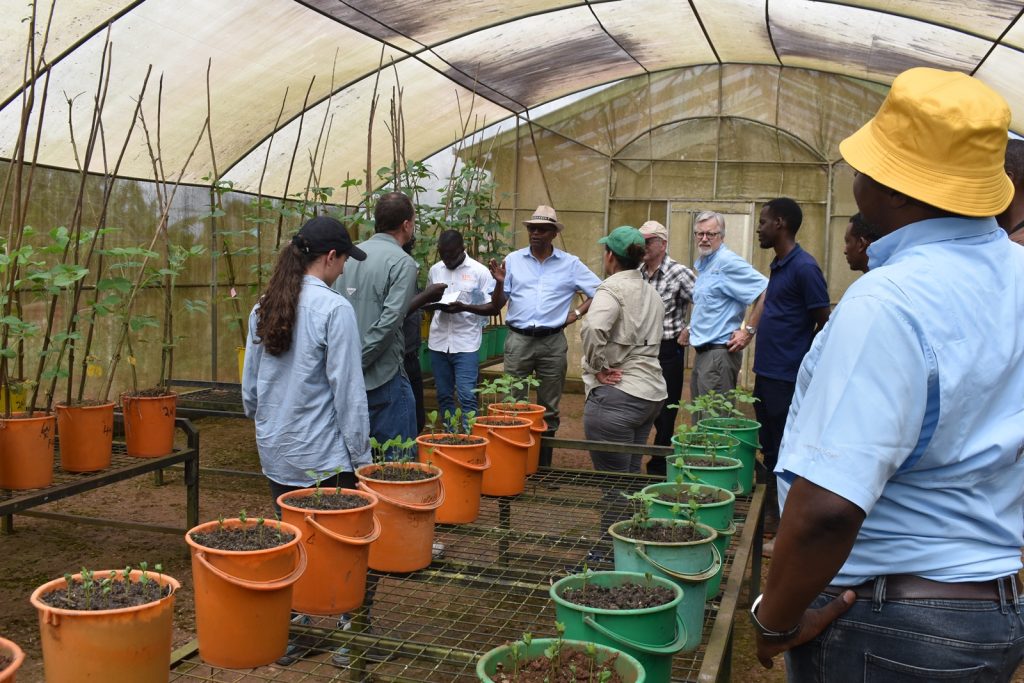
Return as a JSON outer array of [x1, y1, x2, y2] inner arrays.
[[355, 461, 442, 483], [0, 411, 55, 421], [0, 636, 25, 674], [416, 433, 488, 448], [489, 402, 545, 415], [474, 415, 532, 428], [356, 479, 445, 511], [185, 517, 303, 557], [54, 401, 116, 411], [30, 569, 180, 618], [277, 487, 379, 515]]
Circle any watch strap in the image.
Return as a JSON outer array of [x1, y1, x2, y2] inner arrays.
[[749, 594, 801, 643]]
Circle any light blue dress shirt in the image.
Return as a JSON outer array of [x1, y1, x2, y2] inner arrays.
[[690, 245, 767, 346], [242, 275, 372, 486], [503, 247, 600, 328], [777, 217, 1024, 584]]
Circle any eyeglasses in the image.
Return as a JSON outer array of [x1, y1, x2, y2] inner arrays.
[[694, 231, 722, 240], [526, 224, 556, 234]]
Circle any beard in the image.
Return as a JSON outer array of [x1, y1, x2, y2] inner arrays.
[[697, 245, 714, 257]]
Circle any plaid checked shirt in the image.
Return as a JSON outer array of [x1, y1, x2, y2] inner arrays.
[[639, 255, 696, 341]]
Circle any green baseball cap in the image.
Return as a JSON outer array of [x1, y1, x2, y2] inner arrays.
[[598, 225, 645, 257]]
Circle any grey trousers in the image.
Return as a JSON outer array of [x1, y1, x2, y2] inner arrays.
[[503, 329, 568, 435], [583, 385, 663, 473], [690, 347, 742, 421]]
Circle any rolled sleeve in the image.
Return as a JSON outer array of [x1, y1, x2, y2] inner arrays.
[[723, 258, 768, 305], [777, 295, 928, 514], [575, 260, 601, 298]]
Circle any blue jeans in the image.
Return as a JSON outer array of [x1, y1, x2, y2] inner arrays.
[[786, 582, 1024, 682], [430, 350, 479, 426], [366, 373, 417, 461]]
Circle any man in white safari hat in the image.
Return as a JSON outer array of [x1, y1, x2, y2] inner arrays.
[[480, 205, 601, 467], [752, 67, 1024, 680]]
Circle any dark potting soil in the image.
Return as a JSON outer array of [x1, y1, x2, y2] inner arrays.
[[561, 582, 675, 610], [478, 418, 523, 426], [622, 521, 705, 543], [283, 492, 369, 511], [40, 577, 172, 611], [190, 524, 296, 551], [126, 387, 174, 398], [369, 464, 434, 481], [420, 434, 486, 446], [655, 488, 720, 505], [492, 648, 626, 682], [679, 456, 725, 467]]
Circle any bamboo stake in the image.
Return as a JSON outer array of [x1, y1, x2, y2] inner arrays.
[[274, 76, 316, 251]]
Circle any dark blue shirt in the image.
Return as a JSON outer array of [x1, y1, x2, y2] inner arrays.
[[752, 245, 830, 382]]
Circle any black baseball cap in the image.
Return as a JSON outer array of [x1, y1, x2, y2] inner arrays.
[[292, 216, 366, 261]]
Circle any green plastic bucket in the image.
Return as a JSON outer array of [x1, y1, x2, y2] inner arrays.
[[705, 521, 736, 599], [642, 482, 736, 531], [551, 571, 685, 683], [477, 331, 490, 362], [420, 342, 432, 373], [476, 637, 646, 682], [665, 453, 742, 494], [697, 418, 760, 495], [494, 325, 508, 355], [608, 519, 720, 652]]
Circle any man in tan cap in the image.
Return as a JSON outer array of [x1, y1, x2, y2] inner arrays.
[[637, 220, 695, 475], [753, 68, 1024, 678], [485, 205, 601, 466]]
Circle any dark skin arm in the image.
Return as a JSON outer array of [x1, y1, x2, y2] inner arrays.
[[810, 306, 831, 335], [755, 477, 863, 668], [444, 258, 507, 316], [408, 283, 448, 314]]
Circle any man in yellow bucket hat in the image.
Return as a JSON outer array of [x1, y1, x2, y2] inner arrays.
[[752, 67, 1024, 679]]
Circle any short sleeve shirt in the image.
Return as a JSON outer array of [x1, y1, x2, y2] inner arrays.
[[689, 245, 768, 346]]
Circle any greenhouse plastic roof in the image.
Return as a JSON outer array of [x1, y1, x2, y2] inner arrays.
[[3, 0, 1024, 197]]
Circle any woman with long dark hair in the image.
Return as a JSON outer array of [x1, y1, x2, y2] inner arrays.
[[241, 216, 369, 509], [581, 225, 668, 473]]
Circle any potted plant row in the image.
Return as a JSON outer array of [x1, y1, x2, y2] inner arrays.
[[417, 409, 490, 523]]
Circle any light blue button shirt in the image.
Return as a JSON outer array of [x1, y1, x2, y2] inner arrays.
[[242, 275, 372, 486], [777, 217, 1024, 584], [690, 245, 767, 346], [503, 247, 600, 328]]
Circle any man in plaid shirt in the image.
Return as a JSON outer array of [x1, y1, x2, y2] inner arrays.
[[638, 220, 696, 476]]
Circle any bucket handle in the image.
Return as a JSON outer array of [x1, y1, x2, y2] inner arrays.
[[194, 542, 307, 591], [582, 611, 688, 655], [305, 513, 382, 547], [429, 445, 491, 472], [486, 428, 535, 450], [356, 479, 446, 511], [635, 541, 721, 584], [529, 419, 549, 433]]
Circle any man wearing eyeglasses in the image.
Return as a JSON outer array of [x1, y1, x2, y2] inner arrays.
[[486, 205, 601, 467], [679, 211, 767, 409]]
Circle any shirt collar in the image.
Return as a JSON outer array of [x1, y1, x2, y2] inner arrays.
[[771, 243, 804, 271], [867, 216, 1001, 270], [525, 246, 563, 262]]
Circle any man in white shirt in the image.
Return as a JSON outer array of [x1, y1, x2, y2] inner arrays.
[[427, 230, 497, 423]]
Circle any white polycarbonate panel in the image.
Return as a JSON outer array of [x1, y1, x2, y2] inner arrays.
[[996, 14, 1024, 50], [224, 59, 514, 196], [833, 0, 1021, 40], [0, 0, 402, 184], [770, 1, 990, 80], [590, 0, 716, 71], [691, 0, 778, 64], [0, 0, 131, 104], [430, 5, 645, 110], [971, 46, 1024, 135]]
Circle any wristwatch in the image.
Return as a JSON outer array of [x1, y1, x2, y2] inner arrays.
[[749, 594, 801, 643], [574, 308, 583, 318], [743, 324, 757, 336]]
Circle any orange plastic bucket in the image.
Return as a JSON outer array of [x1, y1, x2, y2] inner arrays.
[[30, 569, 179, 683], [278, 487, 381, 615], [488, 403, 547, 474], [0, 636, 24, 682], [0, 413, 55, 490], [121, 392, 177, 458], [56, 402, 114, 472], [417, 434, 490, 524], [185, 518, 307, 668], [356, 463, 444, 573], [472, 416, 533, 496]]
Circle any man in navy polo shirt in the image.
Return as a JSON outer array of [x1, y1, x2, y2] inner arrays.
[[753, 198, 830, 538]]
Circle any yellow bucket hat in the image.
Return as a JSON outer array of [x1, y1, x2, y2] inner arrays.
[[839, 67, 1013, 217]]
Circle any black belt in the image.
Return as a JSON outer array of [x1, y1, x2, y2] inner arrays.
[[694, 343, 729, 353], [508, 324, 564, 338], [823, 574, 1022, 601]]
